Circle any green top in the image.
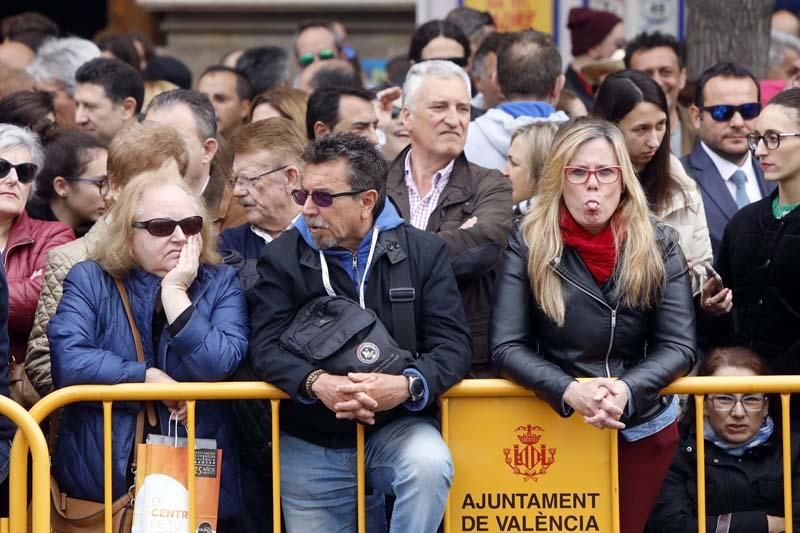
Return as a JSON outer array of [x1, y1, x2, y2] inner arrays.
[[773, 196, 800, 219]]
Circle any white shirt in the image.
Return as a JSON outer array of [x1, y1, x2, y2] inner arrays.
[[700, 142, 763, 205]]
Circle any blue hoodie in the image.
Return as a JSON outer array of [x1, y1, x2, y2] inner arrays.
[[293, 201, 405, 290]]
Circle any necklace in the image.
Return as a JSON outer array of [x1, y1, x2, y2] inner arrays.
[[772, 196, 800, 219]]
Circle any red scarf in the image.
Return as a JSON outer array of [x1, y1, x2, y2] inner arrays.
[[559, 205, 618, 284]]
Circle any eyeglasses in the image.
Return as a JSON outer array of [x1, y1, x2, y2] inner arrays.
[[700, 103, 761, 122], [706, 393, 767, 412], [227, 165, 289, 190], [64, 175, 109, 196], [0, 158, 37, 184], [298, 48, 336, 68], [291, 188, 367, 208], [563, 166, 622, 184], [747, 131, 800, 151], [131, 216, 203, 237]]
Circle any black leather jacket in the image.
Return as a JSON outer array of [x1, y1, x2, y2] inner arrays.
[[490, 222, 697, 426]]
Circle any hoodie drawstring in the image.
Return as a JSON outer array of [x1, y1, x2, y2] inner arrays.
[[319, 225, 380, 309]]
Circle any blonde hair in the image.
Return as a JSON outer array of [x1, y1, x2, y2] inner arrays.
[[91, 173, 220, 278], [510, 121, 559, 198], [107, 122, 189, 188], [249, 88, 308, 139], [521, 118, 665, 326]]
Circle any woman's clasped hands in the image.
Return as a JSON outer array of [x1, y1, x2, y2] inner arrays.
[[563, 378, 629, 430]]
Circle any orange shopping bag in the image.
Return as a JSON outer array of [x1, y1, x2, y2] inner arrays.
[[131, 413, 222, 533]]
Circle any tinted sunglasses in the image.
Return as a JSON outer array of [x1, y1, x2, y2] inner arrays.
[[0, 158, 37, 184], [298, 48, 336, 68], [291, 188, 367, 208], [131, 216, 203, 237], [700, 102, 761, 122]]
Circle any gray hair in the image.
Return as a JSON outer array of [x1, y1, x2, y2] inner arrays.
[[26, 37, 101, 96], [0, 124, 44, 191], [146, 89, 217, 141], [769, 30, 800, 68], [402, 60, 471, 110]]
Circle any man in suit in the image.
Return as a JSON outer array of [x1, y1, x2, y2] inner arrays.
[[681, 63, 776, 258]]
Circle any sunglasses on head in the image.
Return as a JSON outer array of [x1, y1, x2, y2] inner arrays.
[[291, 188, 367, 208], [0, 158, 37, 184], [700, 102, 761, 122], [131, 216, 203, 237], [298, 48, 336, 68]]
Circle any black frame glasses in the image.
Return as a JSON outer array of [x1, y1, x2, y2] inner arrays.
[[291, 188, 368, 208], [700, 103, 761, 122], [747, 131, 800, 151], [227, 165, 289, 190], [0, 158, 37, 184], [706, 393, 767, 412], [131, 216, 203, 237], [563, 166, 622, 185], [64, 175, 109, 196], [298, 48, 336, 67]]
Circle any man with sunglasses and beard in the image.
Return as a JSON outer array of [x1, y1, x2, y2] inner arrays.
[[247, 132, 470, 532], [682, 63, 777, 258]]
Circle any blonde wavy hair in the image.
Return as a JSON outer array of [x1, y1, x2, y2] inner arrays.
[[521, 117, 665, 326], [90, 172, 220, 278]]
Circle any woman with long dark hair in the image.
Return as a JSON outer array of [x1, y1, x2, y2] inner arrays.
[[594, 69, 712, 295]]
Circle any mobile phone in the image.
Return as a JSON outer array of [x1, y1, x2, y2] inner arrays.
[[703, 263, 724, 289]]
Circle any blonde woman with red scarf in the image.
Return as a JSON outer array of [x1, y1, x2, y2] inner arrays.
[[490, 117, 697, 533]]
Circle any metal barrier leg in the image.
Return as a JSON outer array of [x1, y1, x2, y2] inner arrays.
[[610, 429, 620, 533], [782, 394, 793, 533], [271, 399, 282, 533], [187, 400, 196, 532], [694, 395, 706, 533], [103, 402, 113, 533], [440, 398, 450, 533], [356, 424, 365, 533]]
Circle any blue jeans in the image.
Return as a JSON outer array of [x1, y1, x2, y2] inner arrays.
[[279, 416, 453, 533]]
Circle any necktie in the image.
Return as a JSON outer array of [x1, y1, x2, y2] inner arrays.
[[729, 170, 750, 209]]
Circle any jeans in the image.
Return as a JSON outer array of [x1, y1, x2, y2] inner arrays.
[[279, 416, 453, 533]]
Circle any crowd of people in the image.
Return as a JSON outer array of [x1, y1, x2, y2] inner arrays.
[[0, 4, 798, 532]]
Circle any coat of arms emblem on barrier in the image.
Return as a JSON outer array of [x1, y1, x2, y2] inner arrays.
[[503, 424, 556, 482]]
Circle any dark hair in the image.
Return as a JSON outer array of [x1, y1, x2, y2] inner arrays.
[[294, 19, 341, 57], [497, 30, 562, 100], [624, 31, 685, 69], [146, 89, 217, 140], [95, 33, 141, 73], [198, 65, 254, 101], [594, 69, 679, 210], [1, 12, 59, 52], [310, 64, 363, 92], [36, 130, 105, 201], [302, 132, 387, 216], [235, 46, 290, 95], [472, 32, 509, 77], [445, 7, 495, 38], [408, 20, 471, 64], [694, 62, 760, 107], [75, 57, 145, 113], [386, 54, 411, 86], [0, 90, 57, 138], [306, 87, 375, 140], [143, 55, 192, 89], [768, 87, 800, 120]]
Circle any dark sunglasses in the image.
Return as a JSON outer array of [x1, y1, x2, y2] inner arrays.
[[700, 102, 761, 122], [291, 188, 367, 208], [0, 158, 37, 184], [298, 48, 336, 68], [131, 216, 203, 237], [425, 56, 468, 68]]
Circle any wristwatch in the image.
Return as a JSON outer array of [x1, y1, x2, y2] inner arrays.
[[407, 374, 424, 402]]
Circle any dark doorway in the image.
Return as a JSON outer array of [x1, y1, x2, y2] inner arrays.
[[0, 0, 107, 40]]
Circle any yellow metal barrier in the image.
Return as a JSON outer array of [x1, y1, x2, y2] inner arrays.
[[9, 376, 800, 533], [0, 395, 50, 533]]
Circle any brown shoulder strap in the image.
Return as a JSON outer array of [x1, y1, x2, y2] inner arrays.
[[113, 278, 157, 428]]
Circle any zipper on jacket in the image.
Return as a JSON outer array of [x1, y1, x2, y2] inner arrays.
[[2, 238, 34, 269], [551, 265, 617, 378], [351, 253, 359, 285]]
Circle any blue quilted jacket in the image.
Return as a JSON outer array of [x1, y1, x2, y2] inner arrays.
[[48, 260, 248, 519]]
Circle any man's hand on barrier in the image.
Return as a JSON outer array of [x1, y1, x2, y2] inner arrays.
[[338, 373, 410, 414], [314, 373, 378, 424]]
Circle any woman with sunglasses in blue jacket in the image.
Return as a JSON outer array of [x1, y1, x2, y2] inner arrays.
[[48, 172, 248, 531]]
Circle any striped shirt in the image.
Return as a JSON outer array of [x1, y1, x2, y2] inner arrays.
[[403, 150, 455, 230]]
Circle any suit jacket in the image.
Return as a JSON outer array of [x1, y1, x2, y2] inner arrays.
[[680, 144, 775, 259]]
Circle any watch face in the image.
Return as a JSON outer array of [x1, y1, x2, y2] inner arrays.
[[410, 376, 424, 398]]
